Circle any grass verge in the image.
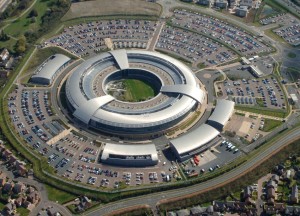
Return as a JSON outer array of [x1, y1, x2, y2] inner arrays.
[[261, 119, 283, 132], [45, 184, 77, 204], [235, 105, 287, 118]]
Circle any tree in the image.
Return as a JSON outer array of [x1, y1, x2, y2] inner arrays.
[[28, 9, 38, 18], [0, 31, 9, 41], [15, 35, 26, 54]]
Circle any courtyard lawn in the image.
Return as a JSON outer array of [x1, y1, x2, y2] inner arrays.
[[124, 79, 155, 102]]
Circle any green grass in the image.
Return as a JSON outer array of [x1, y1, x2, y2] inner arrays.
[[197, 62, 206, 69], [45, 184, 77, 204], [17, 207, 30, 216], [235, 105, 287, 118], [0, 38, 17, 53], [0, 200, 5, 209], [4, 0, 56, 37], [256, 98, 265, 107], [123, 79, 156, 102], [261, 119, 282, 132], [288, 52, 297, 58], [287, 67, 300, 82], [235, 112, 245, 116], [259, 4, 282, 20]]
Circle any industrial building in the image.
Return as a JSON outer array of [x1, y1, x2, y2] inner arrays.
[[170, 124, 220, 162], [30, 54, 71, 85], [100, 143, 158, 166], [66, 50, 205, 136], [171, 99, 234, 161], [207, 99, 235, 131]]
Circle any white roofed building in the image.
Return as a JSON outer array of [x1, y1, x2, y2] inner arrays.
[[30, 54, 71, 85], [100, 143, 158, 166]]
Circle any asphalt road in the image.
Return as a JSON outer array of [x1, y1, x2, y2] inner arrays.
[[85, 126, 300, 215]]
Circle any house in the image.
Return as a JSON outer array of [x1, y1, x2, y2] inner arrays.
[[4, 202, 16, 215], [3, 182, 14, 193], [15, 196, 25, 207], [236, 6, 248, 17], [239, 0, 253, 8], [22, 200, 31, 208], [176, 209, 190, 216], [166, 212, 176, 216], [27, 191, 39, 204], [26, 186, 35, 194], [0, 49, 9, 61], [285, 206, 300, 215], [13, 182, 26, 194], [0, 173, 7, 187], [4, 57, 14, 69], [2, 149, 12, 160], [267, 180, 277, 190], [9, 155, 18, 165], [0, 144, 5, 153], [271, 174, 280, 184], [47, 207, 60, 216], [243, 186, 252, 199], [215, 0, 228, 9], [267, 187, 276, 199], [197, 0, 212, 6], [190, 205, 206, 215], [0, 70, 10, 78], [290, 185, 298, 204], [16, 163, 27, 176], [285, 169, 292, 180]]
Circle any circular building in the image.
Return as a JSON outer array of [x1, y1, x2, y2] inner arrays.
[[65, 49, 205, 136]]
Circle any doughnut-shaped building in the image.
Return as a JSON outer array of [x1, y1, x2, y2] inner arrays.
[[65, 49, 205, 135]]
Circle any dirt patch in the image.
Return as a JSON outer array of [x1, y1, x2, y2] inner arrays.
[[62, 0, 162, 21]]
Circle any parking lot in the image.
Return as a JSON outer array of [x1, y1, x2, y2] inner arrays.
[[180, 140, 243, 177], [225, 113, 267, 142], [45, 20, 157, 57], [261, 13, 300, 46], [171, 9, 272, 57], [156, 25, 236, 66], [217, 77, 286, 110]]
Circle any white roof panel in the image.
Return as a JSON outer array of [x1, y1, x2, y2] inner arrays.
[[170, 124, 220, 155], [101, 143, 158, 161], [208, 99, 235, 127]]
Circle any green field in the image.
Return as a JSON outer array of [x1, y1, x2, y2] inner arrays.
[[262, 119, 283, 132], [45, 184, 77, 204], [123, 79, 156, 102], [4, 0, 57, 37]]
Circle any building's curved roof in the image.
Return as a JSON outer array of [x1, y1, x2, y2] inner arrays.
[[31, 54, 70, 81], [170, 124, 220, 156], [161, 84, 205, 103], [66, 50, 205, 129], [101, 143, 158, 162], [208, 99, 235, 127]]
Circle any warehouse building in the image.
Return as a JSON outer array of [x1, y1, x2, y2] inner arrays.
[[100, 143, 158, 167], [170, 124, 220, 162], [207, 99, 235, 131], [30, 54, 71, 85]]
